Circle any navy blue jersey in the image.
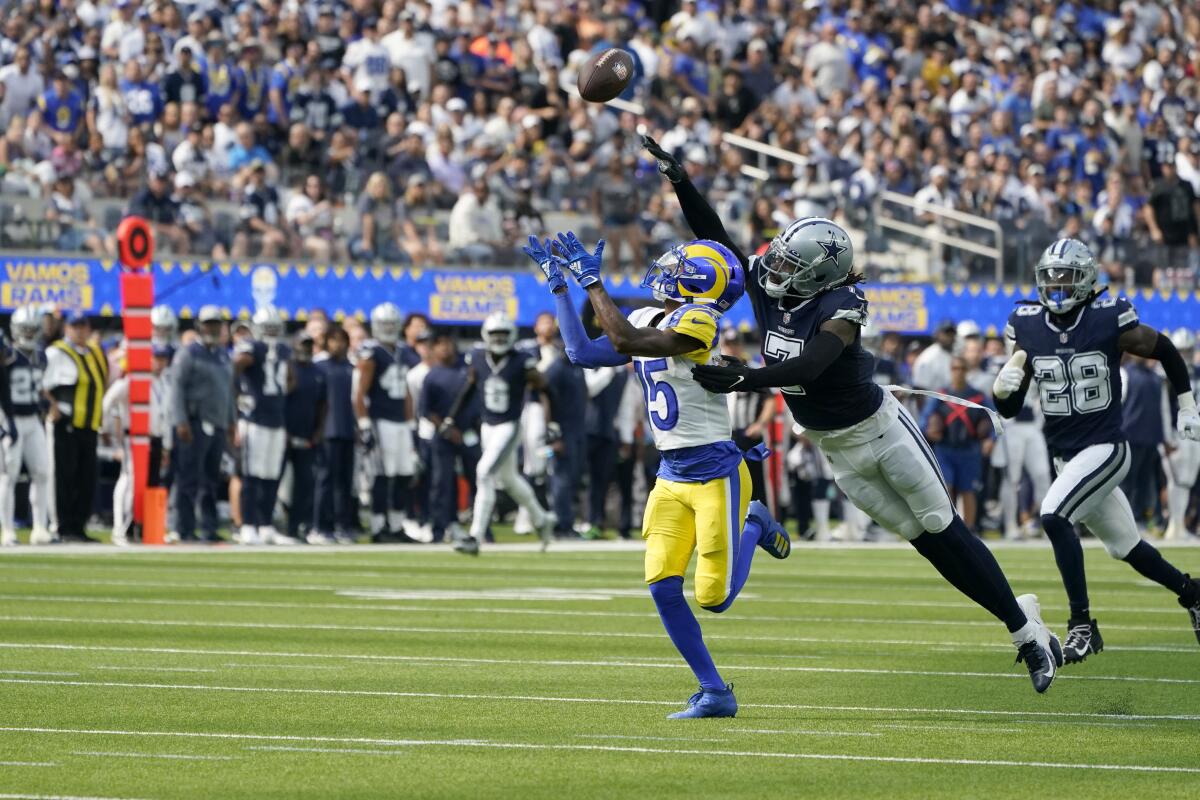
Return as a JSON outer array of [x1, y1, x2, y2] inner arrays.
[[469, 346, 537, 425], [871, 355, 902, 388], [421, 364, 477, 427], [545, 352, 587, 436], [921, 386, 992, 447], [315, 354, 355, 440], [236, 340, 291, 427], [358, 340, 409, 422], [285, 360, 326, 439], [1005, 296, 1139, 455], [399, 344, 421, 368], [746, 261, 882, 431], [586, 369, 628, 440], [5, 348, 45, 416]]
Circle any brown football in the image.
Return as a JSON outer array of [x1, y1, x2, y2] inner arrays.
[[577, 48, 635, 103]]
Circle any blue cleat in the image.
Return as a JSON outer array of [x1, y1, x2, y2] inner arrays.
[[746, 500, 790, 560], [667, 684, 738, 719]]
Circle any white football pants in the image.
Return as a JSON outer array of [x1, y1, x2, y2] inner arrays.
[[1164, 440, 1200, 539], [470, 420, 549, 540], [1042, 442, 1139, 559], [0, 414, 50, 537]]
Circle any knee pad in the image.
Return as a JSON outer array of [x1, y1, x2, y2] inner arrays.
[[1040, 513, 1074, 542], [1102, 535, 1138, 560], [694, 575, 729, 612], [913, 508, 949, 539]]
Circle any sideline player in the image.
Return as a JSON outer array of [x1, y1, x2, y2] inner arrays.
[[234, 305, 296, 545], [1164, 328, 1199, 541], [0, 306, 51, 545], [440, 312, 556, 554], [643, 135, 1062, 693], [524, 230, 790, 718], [993, 240, 1200, 659]]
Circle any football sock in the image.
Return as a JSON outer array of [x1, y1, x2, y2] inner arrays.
[[240, 477, 258, 527], [701, 514, 762, 614], [812, 499, 831, 541], [1041, 513, 1090, 618], [371, 476, 390, 523], [1122, 541, 1191, 597], [259, 478, 280, 528], [912, 517, 1027, 633], [648, 576, 724, 691]]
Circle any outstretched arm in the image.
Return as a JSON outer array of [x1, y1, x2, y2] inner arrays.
[[692, 318, 854, 393], [643, 135, 748, 266]]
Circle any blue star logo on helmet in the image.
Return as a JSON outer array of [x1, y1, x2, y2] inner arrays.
[[817, 235, 846, 264]]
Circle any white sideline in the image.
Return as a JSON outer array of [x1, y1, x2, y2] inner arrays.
[[0, 762, 58, 767], [0, 612, 1189, 644], [729, 729, 880, 737], [2, 680, 1198, 720], [0, 795, 154, 800], [3, 726, 1199, 774], [69, 751, 236, 761]]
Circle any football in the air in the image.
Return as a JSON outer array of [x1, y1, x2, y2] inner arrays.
[[578, 48, 635, 103]]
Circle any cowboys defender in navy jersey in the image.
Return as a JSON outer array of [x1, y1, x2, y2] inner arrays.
[[994, 239, 1200, 660], [642, 134, 1064, 692], [233, 306, 296, 546], [0, 305, 51, 546], [440, 311, 556, 555], [355, 302, 419, 542]]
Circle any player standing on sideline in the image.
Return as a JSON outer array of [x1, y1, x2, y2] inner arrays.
[[523, 230, 790, 718], [355, 302, 418, 543], [642, 135, 1063, 693], [439, 312, 557, 555], [1164, 328, 1200, 540], [994, 239, 1200, 659], [233, 305, 296, 545], [0, 306, 51, 546]]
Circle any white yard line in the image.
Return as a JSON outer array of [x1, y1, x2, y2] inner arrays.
[[1, 682, 1197, 721], [0, 794, 155, 800], [729, 729, 880, 737], [574, 734, 730, 743], [69, 751, 235, 761], [92, 666, 218, 674], [0, 761, 58, 767], [0, 671, 78, 677], [872, 723, 1025, 734]]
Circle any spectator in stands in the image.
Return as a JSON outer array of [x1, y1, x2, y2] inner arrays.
[[234, 163, 290, 260], [912, 320, 956, 391], [350, 171, 405, 262], [447, 179, 504, 265], [119, 60, 163, 130], [286, 173, 340, 262], [164, 45, 206, 107], [0, 46, 43, 131], [128, 167, 190, 254], [38, 71, 85, 142], [397, 174, 444, 267], [175, 171, 227, 260], [593, 154, 644, 274], [47, 174, 107, 256], [87, 64, 129, 158], [1144, 159, 1200, 279]]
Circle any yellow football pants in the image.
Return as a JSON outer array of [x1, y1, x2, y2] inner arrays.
[[642, 460, 751, 608]]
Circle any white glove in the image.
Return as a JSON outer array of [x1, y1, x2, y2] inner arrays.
[[1178, 392, 1200, 442], [993, 350, 1027, 399]]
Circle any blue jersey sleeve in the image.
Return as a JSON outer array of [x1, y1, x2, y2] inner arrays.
[[819, 286, 870, 327], [1114, 297, 1139, 333]]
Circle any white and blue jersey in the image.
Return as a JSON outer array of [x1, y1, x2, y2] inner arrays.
[[468, 346, 537, 426], [746, 259, 881, 431], [5, 348, 45, 416], [1004, 296, 1139, 456], [236, 340, 290, 428], [359, 340, 409, 422]]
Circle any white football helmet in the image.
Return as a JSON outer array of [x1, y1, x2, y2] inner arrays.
[[252, 305, 285, 341], [1171, 328, 1196, 352], [1035, 238, 1098, 315], [370, 302, 402, 345], [481, 311, 517, 355], [150, 305, 178, 345], [10, 305, 40, 350], [759, 217, 855, 299]]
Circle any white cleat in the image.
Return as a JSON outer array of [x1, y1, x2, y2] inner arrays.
[[29, 528, 54, 545], [1, 531, 16, 547], [1014, 593, 1064, 694], [110, 534, 130, 547], [236, 525, 260, 546], [259, 527, 300, 546], [306, 531, 335, 546], [402, 518, 434, 544]]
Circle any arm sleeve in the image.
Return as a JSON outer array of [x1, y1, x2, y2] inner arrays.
[[744, 330, 846, 389], [555, 292, 630, 368], [1151, 331, 1193, 397], [670, 175, 749, 267]]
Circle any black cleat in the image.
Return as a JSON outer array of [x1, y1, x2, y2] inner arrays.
[[1062, 617, 1104, 664], [1179, 577, 1200, 646], [1015, 594, 1062, 694]]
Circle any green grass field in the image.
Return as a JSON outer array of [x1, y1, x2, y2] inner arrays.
[[0, 540, 1198, 799]]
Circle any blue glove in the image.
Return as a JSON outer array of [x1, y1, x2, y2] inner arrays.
[[521, 235, 568, 294], [553, 231, 605, 289]]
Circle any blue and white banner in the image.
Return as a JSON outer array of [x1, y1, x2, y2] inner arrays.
[[2, 255, 1197, 335]]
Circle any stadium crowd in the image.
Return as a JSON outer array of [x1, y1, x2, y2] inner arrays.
[[1, 302, 1197, 547], [0, 1, 1198, 285]]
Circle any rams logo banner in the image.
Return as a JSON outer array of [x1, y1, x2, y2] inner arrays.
[[2, 256, 1197, 332]]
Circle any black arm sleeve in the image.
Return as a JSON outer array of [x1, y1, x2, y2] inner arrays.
[[993, 370, 1033, 419], [672, 176, 749, 267], [1152, 332, 1193, 397], [744, 330, 845, 389]]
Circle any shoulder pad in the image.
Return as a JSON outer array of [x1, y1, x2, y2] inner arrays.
[[627, 306, 666, 329], [823, 286, 869, 326], [233, 340, 257, 357], [1014, 304, 1042, 317]]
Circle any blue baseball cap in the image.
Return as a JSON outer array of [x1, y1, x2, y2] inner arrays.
[[152, 343, 175, 359], [64, 309, 89, 325]]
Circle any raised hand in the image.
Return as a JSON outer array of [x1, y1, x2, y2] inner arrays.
[[521, 235, 568, 294], [641, 134, 685, 183], [552, 231, 605, 289]]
